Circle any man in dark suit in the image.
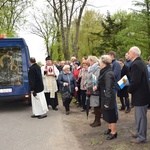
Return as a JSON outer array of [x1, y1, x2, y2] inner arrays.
[[128, 46, 150, 143], [117, 58, 130, 113]]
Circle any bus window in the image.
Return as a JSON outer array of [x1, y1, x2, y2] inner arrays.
[[0, 46, 23, 86]]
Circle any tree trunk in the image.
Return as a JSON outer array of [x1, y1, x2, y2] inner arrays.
[[73, 0, 87, 58]]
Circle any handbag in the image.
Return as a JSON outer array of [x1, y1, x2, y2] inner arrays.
[[62, 74, 73, 101], [62, 91, 73, 101]]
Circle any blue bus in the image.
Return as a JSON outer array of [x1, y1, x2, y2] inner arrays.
[[0, 38, 31, 102]]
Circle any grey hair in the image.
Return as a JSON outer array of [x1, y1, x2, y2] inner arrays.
[[130, 46, 141, 56], [63, 65, 70, 71], [87, 55, 99, 63], [99, 55, 112, 65]]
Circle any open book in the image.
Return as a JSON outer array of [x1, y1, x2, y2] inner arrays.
[[117, 75, 129, 89]]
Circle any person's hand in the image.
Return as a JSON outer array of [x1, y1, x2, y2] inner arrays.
[[50, 73, 56, 77], [33, 92, 37, 97], [104, 105, 109, 108], [48, 74, 55, 76], [75, 87, 78, 91], [63, 82, 68, 86], [53, 73, 56, 77], [93, 85, 97, 91]]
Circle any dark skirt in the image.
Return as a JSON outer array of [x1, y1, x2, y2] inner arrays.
[[45, 92, 58, 108], [103, 109, 117, 123]]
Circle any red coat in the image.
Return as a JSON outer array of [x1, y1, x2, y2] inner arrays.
[[73, 66, 81, 86]]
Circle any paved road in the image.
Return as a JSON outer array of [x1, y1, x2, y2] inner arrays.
[[0, 101, 82, 150]]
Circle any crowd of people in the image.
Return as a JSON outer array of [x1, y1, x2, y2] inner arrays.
[[28, 46, 150, 143]]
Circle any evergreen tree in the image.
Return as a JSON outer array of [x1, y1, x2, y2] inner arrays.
[[132, 0, 150, 59], [97, 11, 128, 57]]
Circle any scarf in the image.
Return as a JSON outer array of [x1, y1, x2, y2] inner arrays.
[[88, 62, 99, 73]]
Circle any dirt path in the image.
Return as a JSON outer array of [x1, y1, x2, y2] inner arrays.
[[60, 98, 150, 150]]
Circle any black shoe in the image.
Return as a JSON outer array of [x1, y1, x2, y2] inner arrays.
[[119, 107, 125, 110], [106, 133, 117, 140], [130, 138, 146, 144], [125, 107, 130, 113], [91, 122, 101, 127], [104, 129, 111, 135], [81, 109, 85, 112], [147, 105, 150, 109], [53, 107, 58, 111], [31, 115, 40, 118], [131, 133, 138, 138], [66, 111, 69, 115], [38, 114, 47, 119]]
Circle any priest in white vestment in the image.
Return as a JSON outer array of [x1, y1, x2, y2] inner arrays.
[[41, 56, 59, 110], [28, 57, 48, 119]]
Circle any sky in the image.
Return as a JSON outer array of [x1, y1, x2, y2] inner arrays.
[[19, 0, 136, 64]]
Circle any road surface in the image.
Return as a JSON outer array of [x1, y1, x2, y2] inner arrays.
[[0, 101, 82, 150]]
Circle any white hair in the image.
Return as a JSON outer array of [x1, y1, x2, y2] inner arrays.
[[130, 46, 141, 56], [63, 65, 70, 71]]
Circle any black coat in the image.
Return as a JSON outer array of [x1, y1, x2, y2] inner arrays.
[[58, 72, 77, 94], [128, 57, 150, 106], [98, 66, 116, 110], [28, 63, 44, 93], [117, 65, 130, 98]]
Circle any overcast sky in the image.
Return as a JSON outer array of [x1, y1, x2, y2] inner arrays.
[[19, 0, 137, 63]]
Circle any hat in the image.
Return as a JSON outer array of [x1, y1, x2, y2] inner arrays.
[[75, 61, 80, 66], [45, 56, 52, 61]]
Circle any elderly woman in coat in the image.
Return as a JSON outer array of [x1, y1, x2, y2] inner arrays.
[[94, 55, 117, 140], [58, 65, 78, 115]]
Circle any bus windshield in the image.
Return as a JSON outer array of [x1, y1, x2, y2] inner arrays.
[[0, 46, 23, 86]]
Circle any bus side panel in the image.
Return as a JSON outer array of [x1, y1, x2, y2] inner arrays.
[[22, 45, 30, 94], [0, 38, 31, 101]]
